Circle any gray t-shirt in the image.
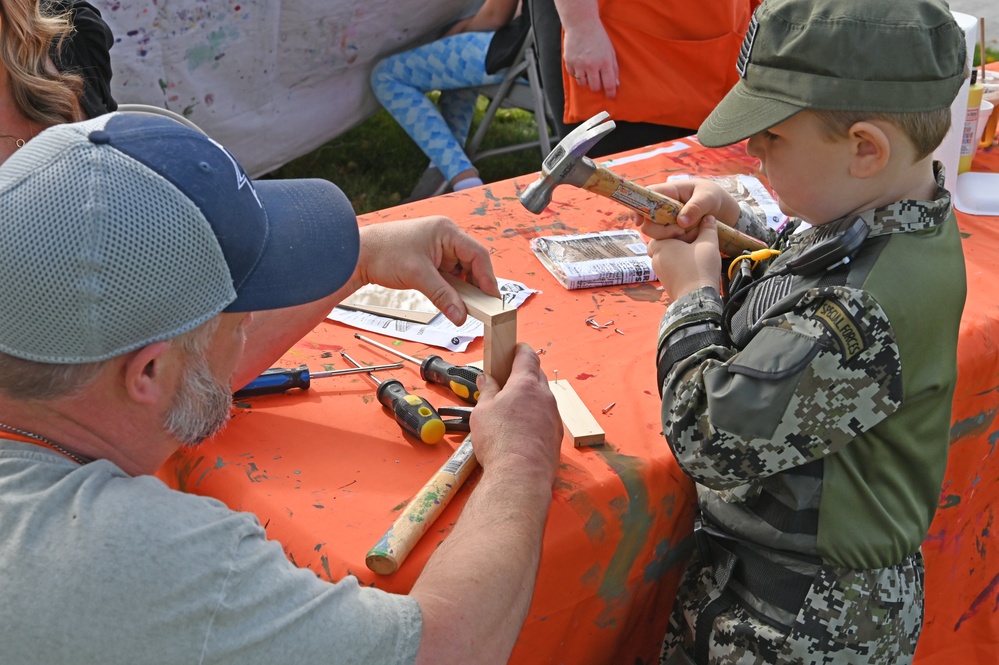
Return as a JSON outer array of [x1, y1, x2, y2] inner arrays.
[[0, 440, 422, 664]]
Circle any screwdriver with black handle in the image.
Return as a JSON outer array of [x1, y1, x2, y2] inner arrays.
[[340, 351, 447, 444], [233, 362, 403, 399], [354, 333, 482, 404]]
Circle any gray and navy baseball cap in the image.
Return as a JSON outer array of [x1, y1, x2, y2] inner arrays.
[[0, 113, 360, 364], [698, 0, 967, 147]]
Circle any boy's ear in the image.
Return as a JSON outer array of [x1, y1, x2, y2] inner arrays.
[[121, 341, 175, 405], [847, 121, 891, 179]]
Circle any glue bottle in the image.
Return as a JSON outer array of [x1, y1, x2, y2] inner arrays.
[[958, 69, 984, 173]]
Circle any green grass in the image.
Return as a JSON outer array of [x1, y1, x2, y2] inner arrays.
[[266, 95, 544, 215], [976, 45, 999, 68]]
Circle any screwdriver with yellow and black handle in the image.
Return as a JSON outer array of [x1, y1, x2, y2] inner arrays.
[[340, 351, 447, 444], [354, 333, 482, 404], [233, 362, 403, 399]]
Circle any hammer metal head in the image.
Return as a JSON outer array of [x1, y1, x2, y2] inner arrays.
[[520, 112, 616, 214]]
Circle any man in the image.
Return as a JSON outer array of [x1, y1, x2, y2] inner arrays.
[[0, 113, 563, 664]]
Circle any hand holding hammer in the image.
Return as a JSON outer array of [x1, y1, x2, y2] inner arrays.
[[519, 112, 767, 257]]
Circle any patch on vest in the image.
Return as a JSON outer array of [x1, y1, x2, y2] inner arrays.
[[814, 300, 866, 362]]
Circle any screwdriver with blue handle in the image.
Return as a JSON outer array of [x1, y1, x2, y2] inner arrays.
[[354, 333, 482, 404], [233, 362, 403, 399], [340, 351, 447, 444]]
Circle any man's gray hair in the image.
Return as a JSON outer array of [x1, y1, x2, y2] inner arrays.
[[0, 318, 222, 401]]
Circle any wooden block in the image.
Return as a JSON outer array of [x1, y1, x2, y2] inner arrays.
[[442, 274, 517, 386], [482, 315, 517, 387], [548, 379, 605, 447]]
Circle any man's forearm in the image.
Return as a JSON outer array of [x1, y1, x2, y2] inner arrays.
[[412, 459, 554, 665], [232, 275, 362, 390]]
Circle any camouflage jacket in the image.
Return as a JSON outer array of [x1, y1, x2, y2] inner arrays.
[[656, 170, 966, 630]]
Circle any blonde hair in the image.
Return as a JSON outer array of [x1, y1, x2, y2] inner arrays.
[[0, 0, 84, 126], [812, 108, 953, 161]]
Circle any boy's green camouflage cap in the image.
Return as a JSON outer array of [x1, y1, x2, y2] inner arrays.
[[698, 0, 967, 147]]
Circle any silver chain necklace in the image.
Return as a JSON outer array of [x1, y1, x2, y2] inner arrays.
[[0, 421, 92, 465]]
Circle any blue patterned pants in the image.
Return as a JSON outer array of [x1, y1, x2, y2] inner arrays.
[[370, 31, 507, 183]]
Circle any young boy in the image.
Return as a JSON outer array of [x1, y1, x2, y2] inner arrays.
[[638, 0, 969, 663]]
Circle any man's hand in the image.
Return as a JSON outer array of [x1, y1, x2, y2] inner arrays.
[[234, 216, 496, 388], [354, 216, 500, 326], [469, 343, 562, 483], [412, 342, 562, 665]]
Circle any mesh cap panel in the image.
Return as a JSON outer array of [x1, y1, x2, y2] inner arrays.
[[0, 118, 234, 363], [0, 113, 359, 364]]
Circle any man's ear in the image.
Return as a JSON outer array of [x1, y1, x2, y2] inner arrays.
[[121, 341, 174, 405], [847, 121, 891, 179]]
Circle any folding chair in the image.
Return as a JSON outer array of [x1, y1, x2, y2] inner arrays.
[[465, 26, 557, 164], [408, 26, 558, 200]]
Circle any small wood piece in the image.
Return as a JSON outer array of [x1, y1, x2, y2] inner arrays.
[[484, 316, 517, 387], [548, 379, 605, 447], [442, 274, 517, 386]]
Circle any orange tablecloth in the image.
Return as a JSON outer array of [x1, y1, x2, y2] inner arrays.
[[917, 142, 999, 663], [159, 135, 999, 663]]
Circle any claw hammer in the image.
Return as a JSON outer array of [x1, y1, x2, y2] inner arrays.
[[518, 111, 767, 256]]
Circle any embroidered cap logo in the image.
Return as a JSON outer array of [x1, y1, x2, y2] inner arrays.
[[208, 136, 263, 209], [736, 14, 759, 79]]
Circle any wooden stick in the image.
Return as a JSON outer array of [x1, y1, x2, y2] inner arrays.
[[548, 378, 605, 447], [366, 435, 477, 575]]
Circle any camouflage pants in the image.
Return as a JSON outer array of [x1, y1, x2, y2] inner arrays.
[[660, 549, 925, 664]]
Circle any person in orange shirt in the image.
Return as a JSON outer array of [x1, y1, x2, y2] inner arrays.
[[528, 0, 754, 156]]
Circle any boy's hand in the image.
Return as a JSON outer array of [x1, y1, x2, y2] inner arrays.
[[633, 180, 740, 299], [645, 218, 722, 300], [635, 179, 741, 235]]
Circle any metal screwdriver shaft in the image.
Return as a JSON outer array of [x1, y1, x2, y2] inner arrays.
[[354, 333, 482, 404], [233, 362, 403, 398]]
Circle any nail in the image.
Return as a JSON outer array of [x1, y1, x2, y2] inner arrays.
[[614, 328, 625, 335], [602, 401, 616, 413]]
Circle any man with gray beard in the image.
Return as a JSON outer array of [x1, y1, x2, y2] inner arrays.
[[0, 113, 563, 665]]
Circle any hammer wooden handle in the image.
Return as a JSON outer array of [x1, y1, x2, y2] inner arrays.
[[366, 435, 478, 575], [583, 166, 768, 256]]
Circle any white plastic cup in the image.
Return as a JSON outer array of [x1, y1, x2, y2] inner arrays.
[[933, 12, 978, 189], [980, 99, 996, 148]]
